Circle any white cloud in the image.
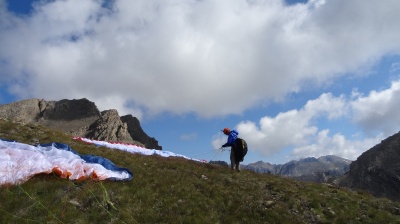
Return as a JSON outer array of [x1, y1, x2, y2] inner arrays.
[[351, 80, 400, 136], [1, 0, 400, 119], [212, 132, 228, 150], [232, 93, 346, 156], [292, 130, 382, 160], [303, 93, 347, 119]]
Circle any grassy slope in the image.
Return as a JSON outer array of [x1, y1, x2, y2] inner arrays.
[[1, 119, 400, 224]]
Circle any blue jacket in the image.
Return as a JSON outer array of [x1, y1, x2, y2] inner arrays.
[[222, 130, 238, 147]]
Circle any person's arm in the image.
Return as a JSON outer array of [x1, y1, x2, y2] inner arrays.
[[221, 134, 233, 147]]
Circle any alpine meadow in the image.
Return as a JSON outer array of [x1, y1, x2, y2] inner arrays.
[[1, 118, 400, 224]]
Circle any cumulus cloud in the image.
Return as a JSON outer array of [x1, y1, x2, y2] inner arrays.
[[232, 93, 348, 155], [1, 0, 400, 119], [351, 80, 400, 136], [291, 130, 382, 160]]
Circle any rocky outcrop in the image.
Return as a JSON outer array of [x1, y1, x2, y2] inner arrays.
[[86, 109, 134, 144], [38, 98, 101, 133], [41, 99, 100, 121], [338, 131, 400, 201], [0, 98, 161, 150], [121, 115, 161, 150], [0, 99, 42, 123]]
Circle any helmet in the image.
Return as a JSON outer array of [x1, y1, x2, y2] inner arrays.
[[222, 127, 230, 134]]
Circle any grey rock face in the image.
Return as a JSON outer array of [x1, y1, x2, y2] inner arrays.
[[42, 98, 100, 121], [0, 98, 161, 150], [38, 98, 101, 133], [338, 131, 400, 201], [86, 109, 134, 144], [121, 115, 161, 150], [0, 99, 41, 123]]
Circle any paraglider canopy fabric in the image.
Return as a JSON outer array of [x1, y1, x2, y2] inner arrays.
[[74, 137, 204, 162], [0, 139, 133, 186]]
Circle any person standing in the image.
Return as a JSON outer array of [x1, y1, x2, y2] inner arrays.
[[221, 127, 241, 171]]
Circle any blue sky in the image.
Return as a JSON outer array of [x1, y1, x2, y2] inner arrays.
[[1, 0, 400, 165]]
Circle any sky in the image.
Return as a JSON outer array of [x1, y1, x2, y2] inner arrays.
[[1, 0, 400, 165]]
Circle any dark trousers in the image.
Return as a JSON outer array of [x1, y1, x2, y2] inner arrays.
[[230, 145, 240, 171]]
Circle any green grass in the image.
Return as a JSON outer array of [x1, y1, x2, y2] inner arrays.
[[1, 119, 400, 223]]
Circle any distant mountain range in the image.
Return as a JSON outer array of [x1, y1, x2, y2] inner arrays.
[[240, 155, 352, 183]]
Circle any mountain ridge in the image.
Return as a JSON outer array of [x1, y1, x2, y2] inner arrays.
[[0, 98, 161, 150], [241, 155, 351, 183]]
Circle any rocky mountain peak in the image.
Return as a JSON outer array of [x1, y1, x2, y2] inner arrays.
[[120, 114, 161, 149], [85, 109, 134, 144]]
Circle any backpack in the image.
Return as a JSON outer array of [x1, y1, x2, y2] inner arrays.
[[235, 138, 248, 162]]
